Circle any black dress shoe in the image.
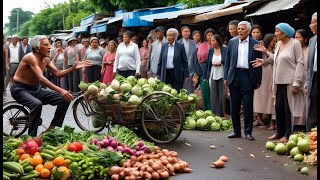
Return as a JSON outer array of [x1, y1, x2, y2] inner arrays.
[[245, 134, 255, 140], [228, 133, 241, 138]]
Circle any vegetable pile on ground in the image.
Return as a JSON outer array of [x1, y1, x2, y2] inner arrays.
[[183, 110, 233, 131], [265, 127, 317, 175], [3, 125, 192, 180]]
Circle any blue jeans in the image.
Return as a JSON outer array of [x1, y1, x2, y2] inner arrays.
[[10, 81, 70, 137]]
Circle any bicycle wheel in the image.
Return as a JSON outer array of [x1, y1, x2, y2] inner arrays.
[[3, 104, 29, 137], [141, 92, 185, 144], [72, 96, 105, 133]]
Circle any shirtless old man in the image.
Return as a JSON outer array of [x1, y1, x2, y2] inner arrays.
[[10, 35, 92, 137]]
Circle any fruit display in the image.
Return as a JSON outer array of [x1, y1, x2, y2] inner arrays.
[[3, 125, 191, 180]]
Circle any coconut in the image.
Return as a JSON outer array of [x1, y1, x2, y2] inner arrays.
[[289, 134, 298, 144], [297, 139, 310, 153], [274, 143, 287, 155], [290, 147, 302, 157], [266, 141, 276, 150], [286, 140, 297, 151], [294, 154, 304, 161]]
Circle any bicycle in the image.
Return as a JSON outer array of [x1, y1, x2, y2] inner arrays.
[[2, 91, 82, 137]]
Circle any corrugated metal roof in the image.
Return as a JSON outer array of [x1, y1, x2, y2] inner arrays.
[[139, 3, 228, 22], [107, 14, 124, 24], [245, 0, 300, 17], [183, 0, 261, 24]]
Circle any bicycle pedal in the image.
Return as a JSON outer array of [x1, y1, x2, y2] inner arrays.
[[38, 118, 43, 126]]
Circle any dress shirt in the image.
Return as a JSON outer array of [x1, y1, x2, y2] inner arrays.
[[113, 41, 141, 73], [182, 38, 189, 57], [166, 42, 175, 69], [8, 44, 20, 63], [236, 36, 249, 69], [314, 42, 317, 72]]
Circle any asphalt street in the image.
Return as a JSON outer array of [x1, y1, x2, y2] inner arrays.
[[3, 92, 317, 180]]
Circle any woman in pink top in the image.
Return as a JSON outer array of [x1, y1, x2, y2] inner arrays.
[[197, 28, 215, 110], [101, 41, 117, 84], [139, 39, 150, 78]]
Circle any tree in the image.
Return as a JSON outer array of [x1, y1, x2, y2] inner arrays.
[[4, 8, 34, 35], [178, 0, 224, 8], [65, 11, 93, 29], [89, 0, 179, 12], [18, 21, 32, 37]]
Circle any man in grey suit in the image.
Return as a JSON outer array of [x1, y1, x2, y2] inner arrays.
[[224, 21, 262, 140], [178, 26, 202, 94], [18, 37, 32, 62], [306, 12, 317, 132], [148, 26, 167, 77]]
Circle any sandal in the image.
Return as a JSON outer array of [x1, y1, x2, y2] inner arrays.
[[277, 137, 288, 143], [268, 134, 281, 140]]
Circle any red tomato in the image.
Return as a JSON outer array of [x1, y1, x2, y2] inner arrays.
[[73, 142, 83, 152], [67, 143, 77, 152], [16, 148, 25, 156]]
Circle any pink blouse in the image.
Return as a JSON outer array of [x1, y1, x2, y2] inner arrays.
[[139, 47, 150, 62], [197, 42, 211, 64]]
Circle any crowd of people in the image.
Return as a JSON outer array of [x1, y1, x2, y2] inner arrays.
[[2, 12, 317, 139]]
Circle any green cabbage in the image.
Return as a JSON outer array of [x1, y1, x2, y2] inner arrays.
[[184, 118, 196, 130], [119, 83, 132, 93], [147, 77, 156, 87], [196, 118, 207, 129], [210, 122, 220, 131], [131, 85, 142, 96], [127, 76, 137, 86], [138, 78, 148, 86]]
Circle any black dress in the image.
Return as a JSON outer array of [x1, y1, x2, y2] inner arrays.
[[3, 53, 6, 77]]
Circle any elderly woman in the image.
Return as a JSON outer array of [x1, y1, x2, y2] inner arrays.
[[198, 28, 215, 110], [83, 37, 105, 83], [252, 23, 305, 143], [63, 37, 78, 91], [157, 28, 189, 91], [77, 38, 90, 82], [113, 31, 141, 78]]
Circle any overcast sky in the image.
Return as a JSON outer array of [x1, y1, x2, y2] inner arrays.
[[3, 0, 68, 25]]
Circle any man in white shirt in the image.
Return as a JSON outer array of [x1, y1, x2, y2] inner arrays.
[[223, 21, 262, 140], [148, 26, 167, 77], [6, 35, 20, 88]]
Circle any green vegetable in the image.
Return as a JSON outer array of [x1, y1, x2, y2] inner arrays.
[[79, 81, 89, 91]]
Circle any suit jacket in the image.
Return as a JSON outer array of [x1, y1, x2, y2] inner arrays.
[[306, 35, 317, 95], [204, 46, 228, 80], [223, 36, 262, 87], [157, 41, 189, 83], [178, 39, 202, 77], [18, 44, 32, 62], [148, 37, 168, 74]]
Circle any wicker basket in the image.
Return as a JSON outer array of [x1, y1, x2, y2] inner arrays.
[[119, 103, 137, 125], [177, 100, 193, 111]]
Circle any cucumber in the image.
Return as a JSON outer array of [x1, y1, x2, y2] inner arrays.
[[88, 173, 95, 179], [13, 155, 20, 162], [3, 174, 10, 180], [81, 170, 94, 176], [40, 152, 54, 160], [3, 161, 23, 174], [19, 158, 31, 165], [3, 171, 19, 179], [63, 155, 75, 162], [7, 153, 16, 161], [19, 173, 38, 180], [55, 148, 65, 155], [24, 165, 34, 173], [45, 145, 59, 151], [11, 161, 25, 174], [41, 149, 56, 157]]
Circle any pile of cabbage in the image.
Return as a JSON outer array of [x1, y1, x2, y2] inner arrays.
[[79, 75, 199, 106], [183, 110, 233, 131]]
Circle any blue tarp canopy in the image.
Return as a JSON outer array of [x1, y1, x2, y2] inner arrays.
[[90, 23, 107, 34], [80, 14, 95, 26], [122, 4, 186, 27], [73, 25, 90, 33]]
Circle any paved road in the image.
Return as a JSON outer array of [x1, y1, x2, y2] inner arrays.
[[3, 92, 317, 180]]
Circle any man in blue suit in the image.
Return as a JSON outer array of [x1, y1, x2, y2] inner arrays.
[[223, 21, 262, 140], [157, 28, 189, 91]]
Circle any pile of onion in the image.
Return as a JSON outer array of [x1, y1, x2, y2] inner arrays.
[[108, 146, 192, 179]]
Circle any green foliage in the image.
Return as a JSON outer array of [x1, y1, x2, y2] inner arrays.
[[65, 11, 93, 29], [18, 21, 32, 37], [4, 8, 34, 35], [178, 0, 224, 8], [89, 0, 179, 12]]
